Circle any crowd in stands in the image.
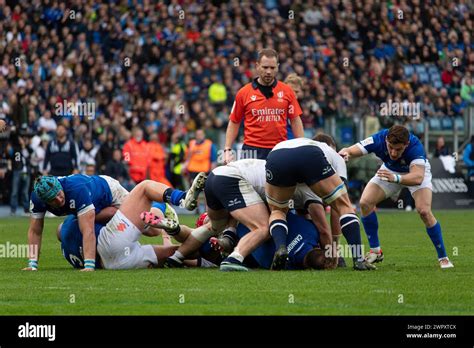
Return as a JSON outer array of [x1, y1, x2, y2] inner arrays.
[[1, 0, 474, 211]]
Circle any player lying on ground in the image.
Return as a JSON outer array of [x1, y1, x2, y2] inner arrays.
[[23, 174, 129, 271], [291, 133, 360, 269], [144, 211, 329, 270], [58, 202, 178, 269], [158, 155, 368, 271], [339, 125, 454, 269], [161, 158, 317, 270], [265, 137, 375, 271], [234, 210, 330, 270], [96, 173, 206, 270]]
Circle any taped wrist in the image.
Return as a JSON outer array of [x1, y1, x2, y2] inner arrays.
[[28, 259, 38, 269], [84, 259, 95, 269]]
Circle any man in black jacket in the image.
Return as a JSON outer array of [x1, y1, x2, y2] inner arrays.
[[8, 131, 33, 215], [105, 149, 133, 191], [43, 124, 79, 176]]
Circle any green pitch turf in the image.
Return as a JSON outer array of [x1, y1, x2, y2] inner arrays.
[[0, 211, 473, 315]]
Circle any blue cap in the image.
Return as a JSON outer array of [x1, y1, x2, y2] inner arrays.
[[34, 176, 62, 202]]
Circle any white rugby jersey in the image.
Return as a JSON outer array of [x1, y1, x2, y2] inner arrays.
[[213, 159, 267, 199]]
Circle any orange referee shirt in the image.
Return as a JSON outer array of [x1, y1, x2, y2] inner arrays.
[[229, 79, 302, 149]]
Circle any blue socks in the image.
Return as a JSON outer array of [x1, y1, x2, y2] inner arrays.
[[270, 219, 288, 249], [163, 188, 186, 206], [426, 222, 447, 259], [340, 213, 364, 261], [362, 211, 447, 259], [361, 211, 380, 249]]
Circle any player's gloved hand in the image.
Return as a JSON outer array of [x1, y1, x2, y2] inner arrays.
[[338, 148, 350, 162], [22, 259, 38, 271]]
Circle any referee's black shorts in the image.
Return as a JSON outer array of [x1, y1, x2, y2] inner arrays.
[[241, 144, 272, 160]]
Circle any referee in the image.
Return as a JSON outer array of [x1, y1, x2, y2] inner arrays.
[[224, 48, 304, 163]]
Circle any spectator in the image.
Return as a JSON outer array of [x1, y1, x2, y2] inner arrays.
[[460, 76, 474, 103], [184, 129, 217, 181], [0, 0, 473, 209], [168, 132, 187, 190], [105, 149, 133, 191], [43, 124, 79, 176], [122, 127, 149, 184], [434, 136, 450, 157], [8, 132, 32, 215], [96, 128, 119, 174], [364, 110, 381, 138], [30, 133, 49, 179], [148, 133, 172, 187], [463, 136, 474, 198], [452, 95, 468, 116], [78, 138, 99, 174], [284, 73, 306, 138], [37, 110, 57, 135], [208, 75, 228, 106], [84, 163, 97, 176], [224, 48, 304, 162]]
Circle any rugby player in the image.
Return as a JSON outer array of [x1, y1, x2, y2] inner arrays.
[[58, 202, 178, 269], [265, 138, 375, 271], [96, 174, 206, 270], [339, 125, 454, 269], [164, 152, 366, 271], [235, 211, 328, 270], [162, 158, 268, 269], [23, 174, 129, 271], [23, 173, 204, 271]]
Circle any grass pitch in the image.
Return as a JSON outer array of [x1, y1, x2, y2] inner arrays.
[[0, 210, 473, 315]]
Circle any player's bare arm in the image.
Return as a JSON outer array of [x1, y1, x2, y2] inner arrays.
[[376, 164, 424, 186], [22, 217, 44, 271], [95, 206, 118, 224], [338, 144, 364, 161], [78, 209, 97, 271], [306, 203, 333, 254]]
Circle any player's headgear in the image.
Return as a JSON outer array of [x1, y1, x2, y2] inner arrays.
[[196, 212, 208, 228], [34, 176, 62, 202]]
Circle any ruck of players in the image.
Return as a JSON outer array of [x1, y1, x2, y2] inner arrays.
[[20, 49, 453, 273]]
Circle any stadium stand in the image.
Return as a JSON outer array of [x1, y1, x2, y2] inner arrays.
[[0, 0, 473, 210]]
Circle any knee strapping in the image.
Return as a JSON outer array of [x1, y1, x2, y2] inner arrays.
[[266, 194, 290, 209], [323, 183, 347, 205]]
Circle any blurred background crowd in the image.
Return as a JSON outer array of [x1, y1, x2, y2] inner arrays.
[[1, 0, 474, 213]]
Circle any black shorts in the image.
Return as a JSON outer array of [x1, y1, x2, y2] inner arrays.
[[265, 145, 335, 187], [204, 172, 264, 212], [241, 144, 272, 160]]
